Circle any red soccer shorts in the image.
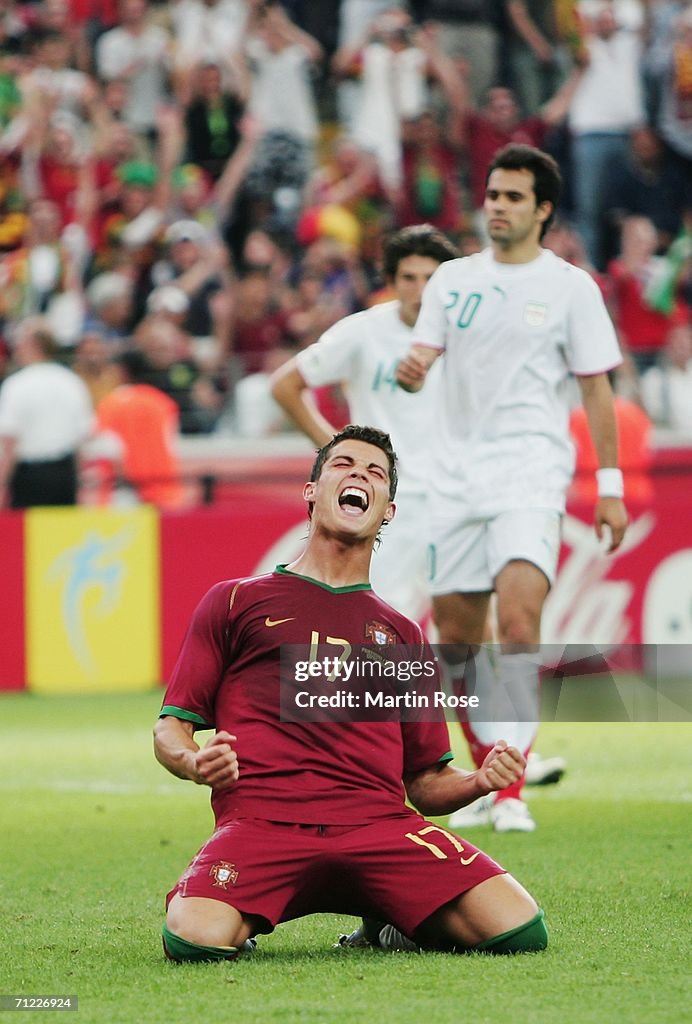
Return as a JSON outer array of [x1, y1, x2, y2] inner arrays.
[[166, 813, 506, 937]]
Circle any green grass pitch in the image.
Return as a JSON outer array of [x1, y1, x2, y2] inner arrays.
[[1, 691, 690, 1024]]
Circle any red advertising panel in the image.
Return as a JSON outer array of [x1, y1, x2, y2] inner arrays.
[[0, 512, 25, 690], [160, 485, 309, 679], [546, 496, 692, 646]]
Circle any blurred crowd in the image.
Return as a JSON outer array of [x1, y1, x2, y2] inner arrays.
[[0, 0, 691, 504]]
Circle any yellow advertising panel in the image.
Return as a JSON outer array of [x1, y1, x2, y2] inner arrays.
[[26, 507, 160, 693]]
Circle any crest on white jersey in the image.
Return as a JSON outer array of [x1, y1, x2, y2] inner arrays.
[[524, 301, 548, 326]]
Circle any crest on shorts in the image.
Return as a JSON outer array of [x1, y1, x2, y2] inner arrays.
[[365, 621, 397, 646], [209, 861, 239, 888], [523, 301, 548, 326]]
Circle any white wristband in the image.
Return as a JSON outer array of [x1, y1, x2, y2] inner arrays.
[[596, 468, 624, 498]]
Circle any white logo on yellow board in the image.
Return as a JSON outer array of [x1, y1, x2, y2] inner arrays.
[[48, 526, 137, 675]]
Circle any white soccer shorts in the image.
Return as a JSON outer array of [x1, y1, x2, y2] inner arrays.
[[430, 508, 562, 595]]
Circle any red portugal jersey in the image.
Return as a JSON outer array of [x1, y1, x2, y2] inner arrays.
[[161, 567, 453, 825]]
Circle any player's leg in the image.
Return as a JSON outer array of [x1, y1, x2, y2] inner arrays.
[[161, 819, 317, 962], [164, 892, 256, 959], [485, 510, 559, 828], [338, 817, 547, 955], [433, 590, 490, 647], [415, 874, 547, 953]]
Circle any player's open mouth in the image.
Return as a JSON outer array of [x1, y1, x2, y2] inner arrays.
[[338, 487, 369, 515]]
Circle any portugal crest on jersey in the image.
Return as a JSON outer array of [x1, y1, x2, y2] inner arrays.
[[524, 301, 548, 326], [365, 621, 397, 646], [209, 862, 239, 888]]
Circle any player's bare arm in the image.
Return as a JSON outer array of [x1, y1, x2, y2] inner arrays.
[[404, 741, 526, 816], [395, 344, 441, 393], [577, 372, 629, 552], [154, 717, 239, 790], [270, 362, 336, 448]]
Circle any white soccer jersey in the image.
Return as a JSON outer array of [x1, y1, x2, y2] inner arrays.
[[296, 300, 442, 496], [414, 248, 621, 515]]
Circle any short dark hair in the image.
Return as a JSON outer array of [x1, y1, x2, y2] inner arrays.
[[20, 318, 58, 359], [116, 348, 150, 383], [310, 425, 398, 501], [383, 224, 459, 280], [485, 144, 562, 239]]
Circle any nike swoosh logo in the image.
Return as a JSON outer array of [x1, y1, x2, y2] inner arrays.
[[265, 617, 296, 628], [459, 852, 480, 866]]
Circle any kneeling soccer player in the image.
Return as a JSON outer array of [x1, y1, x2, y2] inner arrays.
[[154, 426, 549, 961]]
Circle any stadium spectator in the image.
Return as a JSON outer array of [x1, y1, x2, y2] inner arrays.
[[0, 197, 83, 343], [543, 216, 602, 277], [419, 0, 502, 107], [332, 10, 459, 191], [95, 347, 186, 507], [182, 62, 245, 182], [84, 271, 134, 342], [397, 111, 464, 233], [170, 0, 249, 105], [95, 159, 163, 272], [152, 218, 234, 368], [601, 126, 687, 261], [72, 329, 122, 407], [20, 27, 96, 119], [647, 4, 692, 205], [396, 144, 627, 833], [229, 265, 293, 377], [95, 0, 171, 144], [567, 1, 646, 269], [271, 224, 459, 622], [27, 112, 95, 231], [0, 0, 29, 64], [640, 319, 692, 433], [0, 316, 93, 507], [243, 1, 321, 156], [303, 135, 388, 240], [333, 0, 394, 127], [607, 215, 685, 373], [133, 315, 220, 434], [453, 74, 580, 223], [145, 282, 190, 318], [239, 226, 295, 288], [93, 103, 182, 292], [503, 0, 585, 116], [154, 424, 548, 961], [167, 163, 214, 229]]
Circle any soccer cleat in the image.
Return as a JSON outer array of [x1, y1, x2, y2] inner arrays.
[[524, 752, 567, 786], [336, 917, 384, 948], [377, 924, 421, 953], [447, 794, 494, 830], [336, 925, 369, 948], [490, 797, 536, 833], [336, 919, 420, 953]]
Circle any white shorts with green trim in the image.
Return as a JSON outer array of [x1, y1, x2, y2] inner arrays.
[[429, 508, 562, 595]]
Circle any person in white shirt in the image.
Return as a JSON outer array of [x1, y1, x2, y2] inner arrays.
[[171, 0, 248, 84], [640, 320, 692, 434], [96, 0, 171, 140], [568, 1, 645, 267], [244, 2, 322, 147], [270, 224, 459, 622], [0, 317, 94, 507], [396, 143, 628, 832]]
